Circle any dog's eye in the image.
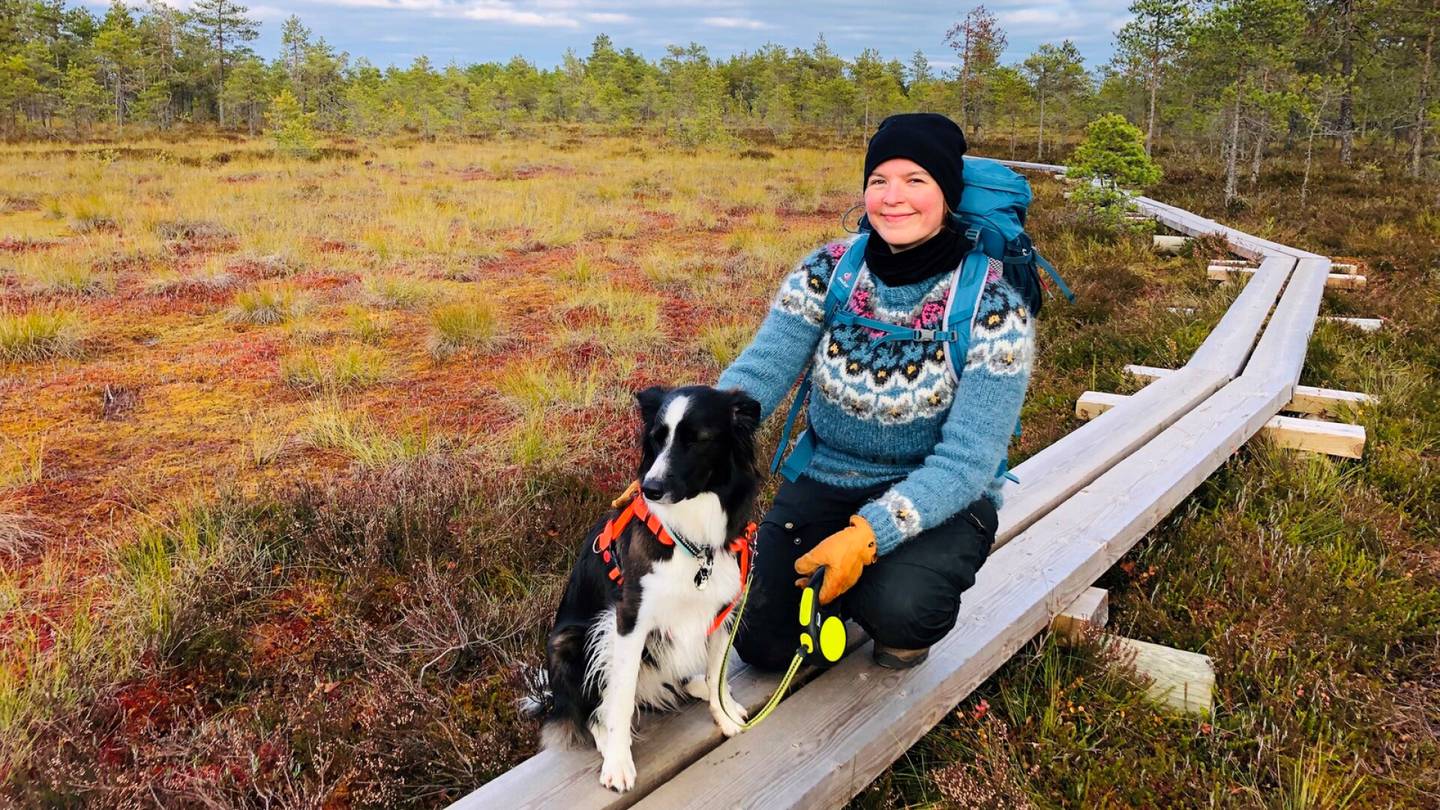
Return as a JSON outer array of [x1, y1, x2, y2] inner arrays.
[[650, 426, 668, 445]]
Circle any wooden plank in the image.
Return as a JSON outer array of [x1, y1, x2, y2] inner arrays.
[[1209, 266, 1363, 290], [1076, 391, 1130, 420], [1211, 259, 1255, 267], [1076, 391, 1365, 458], [1120, 367, 1374, 420], [995, 249, 1294, 545], [634, 373, 1298, 810], [1124, 364, 1173, 383], [1246, 257, 1333, 389], [1050, 586, 1109, 643], [456, 627, 870, 809], [1153, 235, 1191, 254], [1287, 386, 1376, 419], [1208, 262, 1256, 274], [1267, 415, 1367, 458], [1319, 316, 1382, 332], [1102, 635, 1215, 716], [1188, 255, 1294, 374]]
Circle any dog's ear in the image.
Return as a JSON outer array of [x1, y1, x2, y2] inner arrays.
[[635, 386, 668, 426], [729, 389, 761, 436]]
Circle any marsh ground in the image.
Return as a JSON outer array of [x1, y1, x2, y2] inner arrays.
[[1, 130, 1435, 807]]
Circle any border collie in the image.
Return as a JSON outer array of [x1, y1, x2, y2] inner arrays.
[[524, 384, 762, 792]]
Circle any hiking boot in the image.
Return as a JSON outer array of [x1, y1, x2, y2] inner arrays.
[[873, 644, 930, 669]]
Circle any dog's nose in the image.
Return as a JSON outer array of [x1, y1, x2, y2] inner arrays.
[[641, 482, 666, 501]]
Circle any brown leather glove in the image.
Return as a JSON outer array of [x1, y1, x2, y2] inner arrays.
[[794, 515, 877, 604]]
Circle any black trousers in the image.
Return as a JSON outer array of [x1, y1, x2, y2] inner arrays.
[[733, 474, 999, 671]]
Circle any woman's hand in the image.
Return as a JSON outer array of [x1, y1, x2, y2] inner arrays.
[[794, 515, 877, 604]]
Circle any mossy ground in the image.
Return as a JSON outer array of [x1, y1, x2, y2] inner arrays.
[[1, 130, 1434, 807]]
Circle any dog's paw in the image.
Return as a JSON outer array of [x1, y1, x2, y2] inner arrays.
[[710, 696, 746, 737], [598, 750, 637, 792], [683, 676, 708, 701]]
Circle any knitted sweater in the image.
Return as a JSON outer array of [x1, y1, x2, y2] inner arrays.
[[718, 238, 1036, 556]]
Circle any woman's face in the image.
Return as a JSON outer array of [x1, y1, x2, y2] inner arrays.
[[864, 158, 948, 251]]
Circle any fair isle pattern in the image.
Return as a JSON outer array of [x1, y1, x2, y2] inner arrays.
[[772, 239, 850, 325], [872, 490, 921, 537], [812, 269, 957, 425], [720, 238, 1037, 556], [965, 283, 1035, 378]]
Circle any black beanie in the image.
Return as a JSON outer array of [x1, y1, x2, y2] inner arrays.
[[863, 113, 968, 211]]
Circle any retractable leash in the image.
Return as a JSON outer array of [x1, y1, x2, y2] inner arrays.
[[714, 565, 846, 730]]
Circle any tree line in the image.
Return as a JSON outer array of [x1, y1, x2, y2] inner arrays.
[[2, 0, 1436, 187]]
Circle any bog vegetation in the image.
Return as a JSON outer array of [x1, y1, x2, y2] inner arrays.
[[1, 1, 1438, 807]]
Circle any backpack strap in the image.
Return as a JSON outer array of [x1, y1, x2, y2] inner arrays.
[[1035, 252, 1075, 303], [769, 236, 866, 480], [945, 228, 1022, 485]]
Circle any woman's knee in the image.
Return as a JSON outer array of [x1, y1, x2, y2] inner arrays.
[[858, 585, 962, 649]]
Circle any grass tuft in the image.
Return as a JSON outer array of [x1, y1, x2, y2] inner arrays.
[[362, 275, 443, 309], [0, 309, 82, 362], [228, 284, 305, 325], [427, 300, 501, 359], [280, 344, 389, 393], [306, 400, 438, 467]]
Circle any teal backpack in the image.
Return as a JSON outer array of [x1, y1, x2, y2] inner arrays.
[[770, 156, 1073, 483]]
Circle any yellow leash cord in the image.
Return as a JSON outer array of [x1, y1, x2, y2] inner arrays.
[[714, 573, 805, 729]]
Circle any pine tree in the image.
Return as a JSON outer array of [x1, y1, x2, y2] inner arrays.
[[191, 0, 258, 127], [1112, 0, 1193, 154]]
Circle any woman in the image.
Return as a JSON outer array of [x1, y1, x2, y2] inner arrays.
[[718, 113, 1035, 670]]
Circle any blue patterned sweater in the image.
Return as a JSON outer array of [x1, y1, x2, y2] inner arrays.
[[718, 238, 1036, 556]]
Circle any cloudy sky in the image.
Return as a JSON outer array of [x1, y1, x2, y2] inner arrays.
[[89, 0, 1134, 72]]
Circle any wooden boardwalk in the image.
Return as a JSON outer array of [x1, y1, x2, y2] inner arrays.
[[454, 160, 1340, 809]]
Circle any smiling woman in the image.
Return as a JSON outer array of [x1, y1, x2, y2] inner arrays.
[[718, 112, 1036, 672]]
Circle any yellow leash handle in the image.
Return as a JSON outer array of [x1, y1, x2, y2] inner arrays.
[[714, 565, 845, 730]]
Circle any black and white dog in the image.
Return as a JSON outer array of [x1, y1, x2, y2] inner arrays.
[[526, 384, 762, 792]]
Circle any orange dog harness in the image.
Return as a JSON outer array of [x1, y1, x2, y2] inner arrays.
[[594, 483, 756, 635]]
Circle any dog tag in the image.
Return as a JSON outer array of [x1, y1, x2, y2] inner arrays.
[[695, 546, 715, 590]]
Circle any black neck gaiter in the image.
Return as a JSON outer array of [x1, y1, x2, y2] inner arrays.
[[863, 225, 970, 287]]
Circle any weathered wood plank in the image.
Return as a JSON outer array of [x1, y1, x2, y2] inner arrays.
[[1118, 367, 1375, 420], [455, 628, 869, 809], [1319, 316, 1382, 331], [1153, 234, 1191, 254], [1076, 391, 1366, 458], [1051, 586, 1109, 643], [1103, 635, 1215, 716], [634, 374, 1297, 810]]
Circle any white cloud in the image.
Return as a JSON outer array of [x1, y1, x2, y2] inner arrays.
[[584, 12, 635, 23], [998, 7, 1077, 28], [700, 16, 770, 30]]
